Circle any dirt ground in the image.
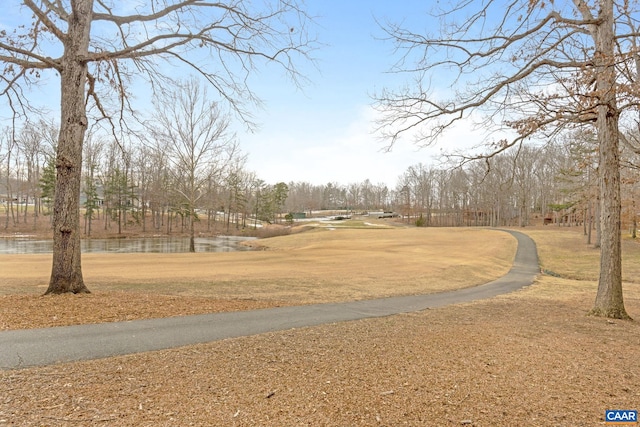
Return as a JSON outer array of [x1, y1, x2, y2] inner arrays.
[[1, 225, 640, 426]]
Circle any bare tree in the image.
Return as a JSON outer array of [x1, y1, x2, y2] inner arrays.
[[151, 79, 238, 252], [375, 0, 636, 318], [0, 0, 314, 293], [82, 135, 103, 237], [406, 164, 434, 226], [1, 127, 17, 229]]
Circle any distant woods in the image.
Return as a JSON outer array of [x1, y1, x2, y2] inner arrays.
[[0, 118, 285, 236], [2, 124, 637, 236], [287, 134, 625, 235]]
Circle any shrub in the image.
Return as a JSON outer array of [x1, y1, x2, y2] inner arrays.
[[284, 213, 294, 224]]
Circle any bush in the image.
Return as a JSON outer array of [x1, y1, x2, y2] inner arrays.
[[415, 214, 427, 227], [284, 213, 294, 224]]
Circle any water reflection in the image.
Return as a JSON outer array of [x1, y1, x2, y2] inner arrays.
[[0, 236, 256, 254]]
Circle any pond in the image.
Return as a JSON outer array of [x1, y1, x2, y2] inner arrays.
[[0, 236, 257, 254]]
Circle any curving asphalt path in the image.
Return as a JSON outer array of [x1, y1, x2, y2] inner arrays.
[[0, 229, 539, 370]]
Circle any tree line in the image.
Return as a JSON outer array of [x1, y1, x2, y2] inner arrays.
[[5, 120, 639, 241], [0, 117, 291, 241], [273, 127, 640, 238]]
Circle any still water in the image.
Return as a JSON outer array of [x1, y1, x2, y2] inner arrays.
[[0, 236, 256, 254]]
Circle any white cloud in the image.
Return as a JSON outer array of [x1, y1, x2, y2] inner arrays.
[[242, 105, 443, 186]]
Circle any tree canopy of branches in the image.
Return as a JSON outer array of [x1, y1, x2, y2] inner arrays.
[[0, 0, 315, 294], [374, 0, 639, 319], [150, 78, 240, 252]]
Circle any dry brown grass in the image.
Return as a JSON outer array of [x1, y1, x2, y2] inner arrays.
[[1, 227, 515, 297], [2, 225, 640, 426], [528, 227, 640, 281], [0, 227, 514, 329]]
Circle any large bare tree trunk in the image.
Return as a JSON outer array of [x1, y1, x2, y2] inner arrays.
[[590, 0, 628, 318], [45, 0, 93, 295]]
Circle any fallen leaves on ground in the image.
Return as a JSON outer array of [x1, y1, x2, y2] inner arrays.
[[0, 292, 284, 330], [2, 279, 639, 426]]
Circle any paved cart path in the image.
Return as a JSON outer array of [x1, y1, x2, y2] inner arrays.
[[0, 229, 539, 370]]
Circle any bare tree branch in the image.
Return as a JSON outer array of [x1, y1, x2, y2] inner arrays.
[[374, 0, 635, 318], [23, 0, 67, 41]]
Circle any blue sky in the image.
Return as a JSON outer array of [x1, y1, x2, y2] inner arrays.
[[238, 1, 447, 186], [0, 1, 481, 187]]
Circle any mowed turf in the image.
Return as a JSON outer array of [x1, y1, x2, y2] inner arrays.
[[0, 227, 516, 303]]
